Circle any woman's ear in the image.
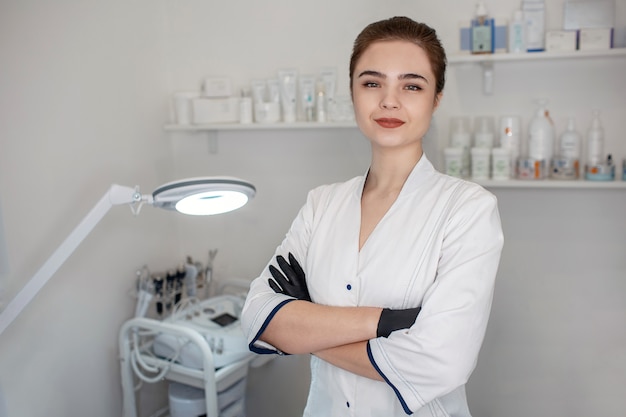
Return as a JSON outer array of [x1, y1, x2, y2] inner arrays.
[[433, 92, 443, 111]]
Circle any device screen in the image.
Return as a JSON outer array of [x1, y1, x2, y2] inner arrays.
[[211, 312, 238, 327]]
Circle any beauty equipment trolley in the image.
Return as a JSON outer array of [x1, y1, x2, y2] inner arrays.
[[119, 291, 255, 417]]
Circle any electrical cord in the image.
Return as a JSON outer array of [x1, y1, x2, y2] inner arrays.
[[129, 328, 190, 384]]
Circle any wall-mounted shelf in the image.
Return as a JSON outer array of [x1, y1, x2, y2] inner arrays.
[[164, 121, 358, 153], [164, 121, 357, 132], [474, 179, 626, 189], [448, 48, 626, 94], [448, 48, 626, 64]]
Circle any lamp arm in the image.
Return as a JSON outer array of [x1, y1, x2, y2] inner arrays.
[[0, 184, 144, 336]]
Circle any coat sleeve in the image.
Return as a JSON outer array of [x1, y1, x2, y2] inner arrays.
[[367, 184, 504, 414], [240, 187, 321, 355]]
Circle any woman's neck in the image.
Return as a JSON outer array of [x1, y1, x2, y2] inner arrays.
[[365, 146, 423, 193]]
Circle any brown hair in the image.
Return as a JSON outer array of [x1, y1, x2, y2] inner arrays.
[[349, 16, 447, 96]]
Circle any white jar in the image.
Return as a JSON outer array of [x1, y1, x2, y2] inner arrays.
[[473, 116, 495, 148], [471, 147, 491, 180], [449, 117, 472, 177], [491, 147, 511, 180], [444, 147, 464, 178]]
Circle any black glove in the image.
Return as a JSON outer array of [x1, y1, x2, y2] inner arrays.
[[268, 253, 311, 302], [376, 307, 422, 338]]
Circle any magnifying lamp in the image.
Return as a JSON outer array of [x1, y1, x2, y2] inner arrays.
[[0, 177, 255, 336]]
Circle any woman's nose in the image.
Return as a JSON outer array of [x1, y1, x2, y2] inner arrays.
[[380, 91, 400, 110]]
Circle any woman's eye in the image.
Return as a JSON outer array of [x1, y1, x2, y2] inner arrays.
[[405, 84, 423, 91], [363, 81, 379, 88]]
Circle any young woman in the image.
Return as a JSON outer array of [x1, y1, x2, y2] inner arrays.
[[241, 16, 504, 417]]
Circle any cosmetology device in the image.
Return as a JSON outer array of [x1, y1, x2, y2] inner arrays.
[[119, 292, 254, 417]]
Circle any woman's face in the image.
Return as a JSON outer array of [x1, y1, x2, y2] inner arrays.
[[352, 40, 441, 151]]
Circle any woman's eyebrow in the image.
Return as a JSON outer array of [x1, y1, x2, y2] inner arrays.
[[358, 70, 385, 78], [399, 73, 429, 83], [358, 70, 429, 83]]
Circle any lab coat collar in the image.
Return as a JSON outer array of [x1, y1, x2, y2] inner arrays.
[[358, 153, 436, 199]]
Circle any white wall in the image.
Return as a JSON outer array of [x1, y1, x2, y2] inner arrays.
[[0, 1, 625, 417], [0, 1, 177, 416]]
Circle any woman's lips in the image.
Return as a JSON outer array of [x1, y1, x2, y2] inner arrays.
[[375, 118, 405, 128]]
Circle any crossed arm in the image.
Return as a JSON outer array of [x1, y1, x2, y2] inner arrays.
[[258, 253, 420, 380]]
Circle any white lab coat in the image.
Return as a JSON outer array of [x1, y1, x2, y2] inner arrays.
[[241, 155, 504, 416]]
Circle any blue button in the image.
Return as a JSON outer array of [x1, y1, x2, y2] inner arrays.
[[346, 401, 350, 408], [346, 284, 352, 290]]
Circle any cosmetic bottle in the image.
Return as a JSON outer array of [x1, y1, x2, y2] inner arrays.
[[522, 0, 546, 52], [559, 117, 582, 160], [551, 117, 582, 179], [315, 82, 327, 123], [528, 99, 555, 163], [239, 89, 253, 124], [508, 10, 527, 53], [586, 110, 604, 167], [471, 2, 495, 54], [474, 116, 495, 148], [449, 117, 472, 178]]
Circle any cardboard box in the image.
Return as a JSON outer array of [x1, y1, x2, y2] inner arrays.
[[546, 30, 578, 52], [579, 28, 613, 50], [191, 97, 239, 124]]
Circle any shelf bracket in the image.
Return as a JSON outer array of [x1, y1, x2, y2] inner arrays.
[[481, 61, 494, 95]]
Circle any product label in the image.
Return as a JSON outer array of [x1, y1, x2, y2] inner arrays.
[[472, 25, 493, 53]]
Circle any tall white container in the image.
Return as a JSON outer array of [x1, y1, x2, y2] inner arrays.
[[528, 100, 555, 162], [449, 117, 472, 178], [498, 115, 522, 170], [586, 110, 604, 166], [522, 0, 546, 52], [508, 10, 527, 53], [474, 116, 495, 148]]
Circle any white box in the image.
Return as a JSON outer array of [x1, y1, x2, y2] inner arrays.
[[545, 31, 578, 52], [202, 77, 232, 98], [579, 28, 613, 50], [191, 97, 239, 124]]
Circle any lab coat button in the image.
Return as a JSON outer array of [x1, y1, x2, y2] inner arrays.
[[346, 284, 352, 290], [346, 401, 350, 408]]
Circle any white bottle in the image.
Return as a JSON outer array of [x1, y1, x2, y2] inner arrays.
[[449, 117, 472, 177], [508, 10, 527, 53], [491, 147, 511, 180], [558, 117, 581, 160], [522, 0, 546, 52], [586, 110, 604, 166], [474, 116, 495, 148], [239, 89, 253, 124], [528, 100, 555, 162], [471, 147, 491, 180]]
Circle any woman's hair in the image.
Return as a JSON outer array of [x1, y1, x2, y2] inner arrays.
[[349, 16, 447, 96]]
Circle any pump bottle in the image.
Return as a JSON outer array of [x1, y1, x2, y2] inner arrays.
[[471, 2, 494, 54], [528, 99, 555, 163]]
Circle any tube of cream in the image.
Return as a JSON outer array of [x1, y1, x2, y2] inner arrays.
[[299, 75, 316, 122], [278, 69, 298, 123], [319, 67, 337, 121]]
